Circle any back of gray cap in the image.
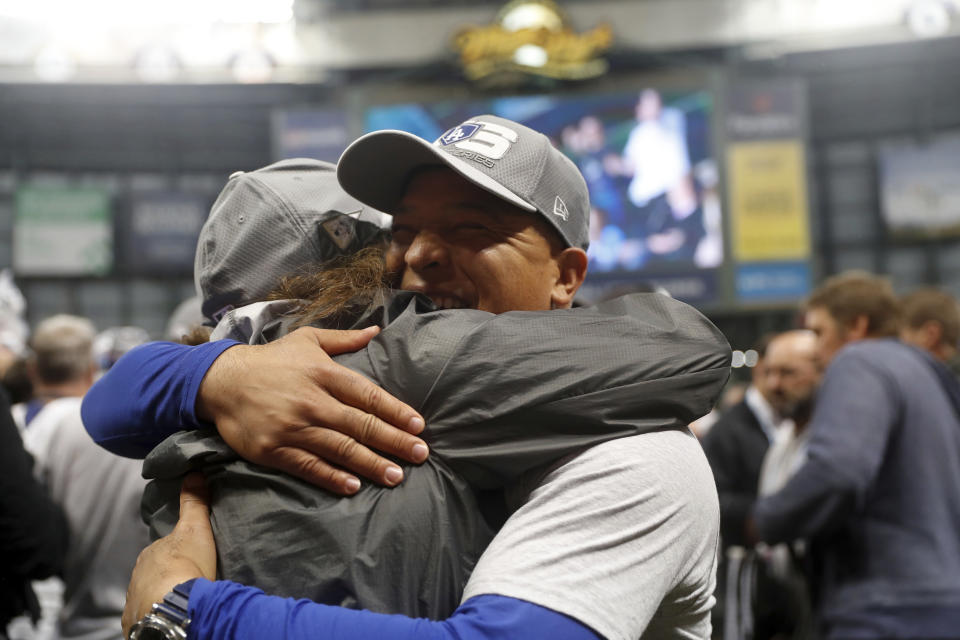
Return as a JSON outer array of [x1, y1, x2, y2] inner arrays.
[[195, 158, 391, 325]]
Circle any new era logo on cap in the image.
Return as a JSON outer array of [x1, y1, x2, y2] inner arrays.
[[553, 196, 569, 221]]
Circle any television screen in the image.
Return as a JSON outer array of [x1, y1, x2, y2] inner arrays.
[[365, 89, 722, 304]]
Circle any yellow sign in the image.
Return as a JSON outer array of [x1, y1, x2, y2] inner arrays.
[[727, 139, 811, 261], [453, 0, 612, 84]]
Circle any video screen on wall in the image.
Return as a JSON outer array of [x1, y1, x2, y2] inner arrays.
[[365, 89, 722, 304]]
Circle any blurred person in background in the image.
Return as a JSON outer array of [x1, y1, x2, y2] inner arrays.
[[8, 314, 96, 639], [703, 332, 784, 549], [13, 315, 96, 433], [20, 317, 151, 640], [899, 287, 960, 378], [753, 271, 960, 639], [1, 386, 68, 640], [703, 332, 789, 638], [91, 327, 151, 376], [745, 330, 822, 640], [757, 330, 822, 496]]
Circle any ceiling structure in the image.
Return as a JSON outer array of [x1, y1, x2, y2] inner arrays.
[[0, 0, 958, 83]]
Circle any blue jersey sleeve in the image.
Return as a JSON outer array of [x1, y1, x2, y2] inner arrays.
[[80, 340, 239, 458], [187, 580, 599, 640]]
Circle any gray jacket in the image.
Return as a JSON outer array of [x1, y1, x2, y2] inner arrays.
[[142, 292, 731, 618]]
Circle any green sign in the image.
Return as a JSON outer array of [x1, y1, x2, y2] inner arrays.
[[14, 185, 113, 275]]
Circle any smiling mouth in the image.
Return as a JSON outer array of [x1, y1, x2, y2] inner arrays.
[[429, 295, 469, 310]]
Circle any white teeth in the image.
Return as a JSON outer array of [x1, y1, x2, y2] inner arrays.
[[433, 296, 464, 310]]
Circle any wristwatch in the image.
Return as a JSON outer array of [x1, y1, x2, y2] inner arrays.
[[128, 579, 197, 640]]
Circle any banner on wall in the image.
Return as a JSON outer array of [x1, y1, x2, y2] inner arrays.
[[726, 79, 812, 302], [122, 191, 208, 274], [727, 139, 810, 260], [271, 109, 350, 163], [14, 185, 112, 276], [878, 131, 960, 237]]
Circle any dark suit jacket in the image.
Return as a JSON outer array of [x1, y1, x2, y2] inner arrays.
[[702, 398, 770, 547]]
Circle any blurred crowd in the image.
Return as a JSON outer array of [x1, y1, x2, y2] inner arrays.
[[700, 274, 960, 640], [0, 273, 202, 640]]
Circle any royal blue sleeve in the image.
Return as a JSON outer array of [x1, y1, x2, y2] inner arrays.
[[80, 340, 240, 458], [187, 580, 600, 640]]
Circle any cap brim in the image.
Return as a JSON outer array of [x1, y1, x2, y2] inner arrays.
[[337, 129, 536, 215]]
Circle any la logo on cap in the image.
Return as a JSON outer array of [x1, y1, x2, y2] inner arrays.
[[553, 195, 569, 221], [439, 124, 481, 146]]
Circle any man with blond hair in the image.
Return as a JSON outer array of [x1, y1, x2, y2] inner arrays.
[[753, 271, 960, 639]]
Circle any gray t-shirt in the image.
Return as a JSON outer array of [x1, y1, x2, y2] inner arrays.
[[463, 429, 719, 640]]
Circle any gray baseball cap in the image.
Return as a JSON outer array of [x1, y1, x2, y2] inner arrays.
[[195, 158, 391, 325], [336, 114, 590, 250]]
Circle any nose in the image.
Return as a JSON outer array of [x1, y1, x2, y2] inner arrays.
[[404, 229, 450, 273]]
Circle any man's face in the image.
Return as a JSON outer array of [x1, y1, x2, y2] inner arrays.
[[762, 333, 821, 421], [804, 306, 851, 367], [385, 168, 564, 313]]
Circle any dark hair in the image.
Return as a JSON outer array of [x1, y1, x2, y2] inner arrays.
[[806, 271, 901, 338], [180, 326, 213, 346], [901, 287, 960, 347]]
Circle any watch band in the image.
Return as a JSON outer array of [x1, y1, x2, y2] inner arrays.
[[129, 579, 197, 640]]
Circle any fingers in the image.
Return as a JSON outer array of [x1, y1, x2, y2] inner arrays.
[[269, 447, 364, 495], [305, 325, 380, 356], [299, 327, 426, 437], [178, 472, 211, 522], [320, 360, 426, 439], [174, 473, 217, 579], [291, 418, 422, 485]]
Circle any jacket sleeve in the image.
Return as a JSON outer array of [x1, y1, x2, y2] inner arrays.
[[754, 348, 897, 543], [187, 583, 599, 640], [80, 340, 240, 458], [0, 392, 68, 581], [366, 293, 731, 487]]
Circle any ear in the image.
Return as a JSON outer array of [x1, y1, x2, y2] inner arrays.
[[847, 314, 871, 341], [921, 320, 944, 350], [551, 248, 588, 309]]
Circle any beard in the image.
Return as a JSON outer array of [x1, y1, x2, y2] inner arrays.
[[777, 388, 817, 426]]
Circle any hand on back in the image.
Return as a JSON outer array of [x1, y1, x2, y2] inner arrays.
[[196, 326, 428, 495]]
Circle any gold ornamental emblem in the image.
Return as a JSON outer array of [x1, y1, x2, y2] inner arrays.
[[453, 0, 613, 85]]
